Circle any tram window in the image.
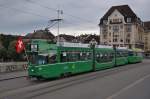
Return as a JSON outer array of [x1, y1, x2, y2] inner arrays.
[[100, 53, 106, 62], [70, 52, 79, 61], [116, 52, 121, 57], [104, 53, 108, 62], [61, 52, 67, 62], [122, 52, 126, 57], [29, 53, 57, 65], [37, 55, 47, 65], [29, 54, 38, 65], [61, 51, 92, 62], [48, 54, 57, 64], [80, 52, 89, 61], [137, 52, 143, 57], [80, 52, 82, 56], [96, 52, 113, 63], [123, 51, 128, 57], [128, 51, 134, 56], [106, 53, 111, 62], [63, 52, 67, 56], [87, 53, 91, 60], [61, 51, 80, 62], [107, 53, 112, 61], [110, 53, 114, 59], [119, 52, 123, 57], [102, 53, 106, 62], [96, 53, 100, 62]]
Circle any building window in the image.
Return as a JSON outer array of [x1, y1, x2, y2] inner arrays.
[[109, 26, 111, 29], [103, 35, 107, 39], [126, 39, 130, 43], [120, 19, 123, 22], [112, 18, 122, 23], [113, 39, 118, 42], [109, 32, 111, 36], [120, 44, 124, 47], [126, 25, 132, 32], [127, 18, 131, 23], [113, 25, 119, 32], [127, 33, 130, 38], [120, 25, 123, 29], [109, 19, 112, 23], [120, 39, 123, 42], [102, 26, 108, 33]]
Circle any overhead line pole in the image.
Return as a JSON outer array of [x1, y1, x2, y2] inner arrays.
[[49, 9, 63, 45], [57, 9, 60, 45]]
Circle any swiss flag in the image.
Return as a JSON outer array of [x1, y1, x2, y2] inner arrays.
[[15, 37, 25, 53]]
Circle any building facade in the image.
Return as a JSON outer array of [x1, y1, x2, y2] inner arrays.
[[99, 5, 144, 49], [144, 21, 150, 53]]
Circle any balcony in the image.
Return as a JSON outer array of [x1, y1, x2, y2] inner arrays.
[[109, 20, 123, 24], [136, 41, 144, 45]]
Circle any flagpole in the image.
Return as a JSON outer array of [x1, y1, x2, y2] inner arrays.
[[16, 36, 30, 70]]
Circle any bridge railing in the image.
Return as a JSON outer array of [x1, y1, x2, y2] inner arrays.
[[0, 62, 28, 73]]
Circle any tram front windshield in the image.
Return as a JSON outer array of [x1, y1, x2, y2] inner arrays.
[[29, 52, 57, 65]]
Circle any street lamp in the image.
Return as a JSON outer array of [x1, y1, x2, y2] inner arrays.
[[90, 39, 97, 71], [113, 44, 117, 66]]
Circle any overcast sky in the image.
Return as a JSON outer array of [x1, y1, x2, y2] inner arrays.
[[0, 0, 149, 36]]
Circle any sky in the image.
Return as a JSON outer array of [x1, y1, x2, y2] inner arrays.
[[0, 0, 149, 36]]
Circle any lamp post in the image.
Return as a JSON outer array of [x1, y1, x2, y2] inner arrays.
[[113, 44, 117, 66], [90, 39, 97, 71]]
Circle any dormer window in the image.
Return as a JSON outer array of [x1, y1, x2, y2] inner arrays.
[[103, 20, 107, 24], [110, 18, 122, 24], [127, 18, 131, 23]]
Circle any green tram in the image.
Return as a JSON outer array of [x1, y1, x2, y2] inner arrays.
[[27, 40, 143, 79]]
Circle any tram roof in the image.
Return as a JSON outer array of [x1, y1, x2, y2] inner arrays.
[[57, 42, 115, 49], [58, 42, 90, 48]]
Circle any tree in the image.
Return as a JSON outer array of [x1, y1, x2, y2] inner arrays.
[[0, 47, 7, 61], [0, 34, 17, 49], [7, 40, 24, 61]]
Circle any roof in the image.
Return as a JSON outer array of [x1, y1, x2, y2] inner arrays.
[[76, 34, 100, 44], [58, 34, 76, 42], [25, 29, 55, 40], [100, 5, 138, 25], [144, 21, 150, 31], [83, 34, 100, 44]]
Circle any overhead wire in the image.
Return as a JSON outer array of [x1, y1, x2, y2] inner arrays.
[[25, 0, 96, 25], [0, 4, 51, 20], [1, 0, 97, 26], [0, 0, 98, 34]]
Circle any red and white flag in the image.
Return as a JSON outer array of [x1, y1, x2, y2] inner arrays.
[[15, 37, 25, 53]]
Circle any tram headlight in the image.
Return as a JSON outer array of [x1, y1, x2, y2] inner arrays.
[[31, 69, 34, 72], [38, 67, 42, 71]]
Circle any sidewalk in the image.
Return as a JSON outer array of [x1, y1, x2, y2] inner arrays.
[[0, 71, 27, 81]]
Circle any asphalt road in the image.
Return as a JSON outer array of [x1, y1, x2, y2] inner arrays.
[[1, 59, 150, 99], [0, 71, 53, 95]]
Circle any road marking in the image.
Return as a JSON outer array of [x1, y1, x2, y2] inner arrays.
[[106, 73, 150, 99]]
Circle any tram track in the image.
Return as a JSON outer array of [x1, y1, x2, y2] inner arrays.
[[0, 61, 145, 99]]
